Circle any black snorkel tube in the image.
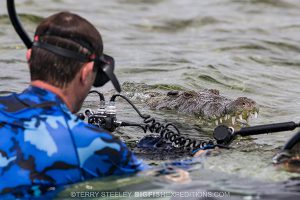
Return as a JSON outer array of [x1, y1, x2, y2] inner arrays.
[[7, 0, 32, 49], [7, 0, 122, 93]]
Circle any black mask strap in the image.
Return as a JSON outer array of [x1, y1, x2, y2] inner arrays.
[[32, 41, 92, 62]]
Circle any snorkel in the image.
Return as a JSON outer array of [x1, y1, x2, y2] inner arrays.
[[7, 0, 32, 48], [7, 0, 122, 92]]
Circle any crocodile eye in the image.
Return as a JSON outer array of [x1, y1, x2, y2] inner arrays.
[[183, 92, 194, 98]]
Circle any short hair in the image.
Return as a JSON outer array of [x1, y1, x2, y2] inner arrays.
[[29, 12, 103, 88]]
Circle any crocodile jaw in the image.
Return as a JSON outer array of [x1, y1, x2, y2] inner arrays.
[[209, 110, 259, 127]]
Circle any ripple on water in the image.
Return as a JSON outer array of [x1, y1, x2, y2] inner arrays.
[[135, 16, 222, 33], [278, 24, 300, 31], [119, 67, 176, 74], [249, 55, 300, 68], [216, 43, 271, 52], [0, 59, 26, 64], [183, 69, 254, 92], [262, 40, 300, 54], [0, 14, 43, 25], [118, 0, 165, 4], [231, 0, 299, 9], [0, 76, 18, 81]]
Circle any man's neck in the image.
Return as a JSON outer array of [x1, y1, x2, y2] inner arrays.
[[31, 80, 74, 112]]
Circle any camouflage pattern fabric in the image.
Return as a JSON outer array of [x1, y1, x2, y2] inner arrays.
[[0, 86, 146, 198]]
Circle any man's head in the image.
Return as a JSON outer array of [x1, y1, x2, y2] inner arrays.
[[29, 11, 102, 88], [26, 12, 116, 112]]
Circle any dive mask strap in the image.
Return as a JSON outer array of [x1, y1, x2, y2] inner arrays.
[[32, 41, 94, 62]]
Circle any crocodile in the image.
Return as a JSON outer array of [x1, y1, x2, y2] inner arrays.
[[122, 82, 259, 127]]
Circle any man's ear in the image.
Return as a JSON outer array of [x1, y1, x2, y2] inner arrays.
[[80, 62, 95, 85], [26, 49, 32, 62]]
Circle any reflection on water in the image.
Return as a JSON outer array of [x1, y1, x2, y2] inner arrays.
[[1, 0, 300, 198]]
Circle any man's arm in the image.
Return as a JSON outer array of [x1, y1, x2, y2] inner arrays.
[[71, 122, 147, 179]]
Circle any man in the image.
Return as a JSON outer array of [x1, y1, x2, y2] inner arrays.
[[0, 12, 145, 196]]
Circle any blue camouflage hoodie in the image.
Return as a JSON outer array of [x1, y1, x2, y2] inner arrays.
[[0, 86, 146, 198]]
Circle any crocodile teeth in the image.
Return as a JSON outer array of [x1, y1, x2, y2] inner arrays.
[[231, 116, 236, 125], [215, 120, 219, 126], [220, 118, 223, 123], [239, 114, 243, 120], [254, 112, 258, 119]]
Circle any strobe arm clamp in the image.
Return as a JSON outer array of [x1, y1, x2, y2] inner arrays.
[[213, 121, 300, 146]]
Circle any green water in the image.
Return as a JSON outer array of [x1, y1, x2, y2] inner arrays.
[[1, 0, 300, 199]]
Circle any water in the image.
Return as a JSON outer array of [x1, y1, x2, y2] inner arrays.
[[1, 0, 300, 199]]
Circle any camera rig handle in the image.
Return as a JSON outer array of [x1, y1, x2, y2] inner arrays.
[[213, 121, 300, 145]]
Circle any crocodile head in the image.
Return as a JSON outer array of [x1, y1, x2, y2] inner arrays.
[[224, 97, 259, 126], [156, 90, 259, 127], [128, 83, 259, 127]]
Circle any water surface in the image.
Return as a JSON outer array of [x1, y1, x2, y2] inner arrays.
[[1, 0, 300, 199]]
